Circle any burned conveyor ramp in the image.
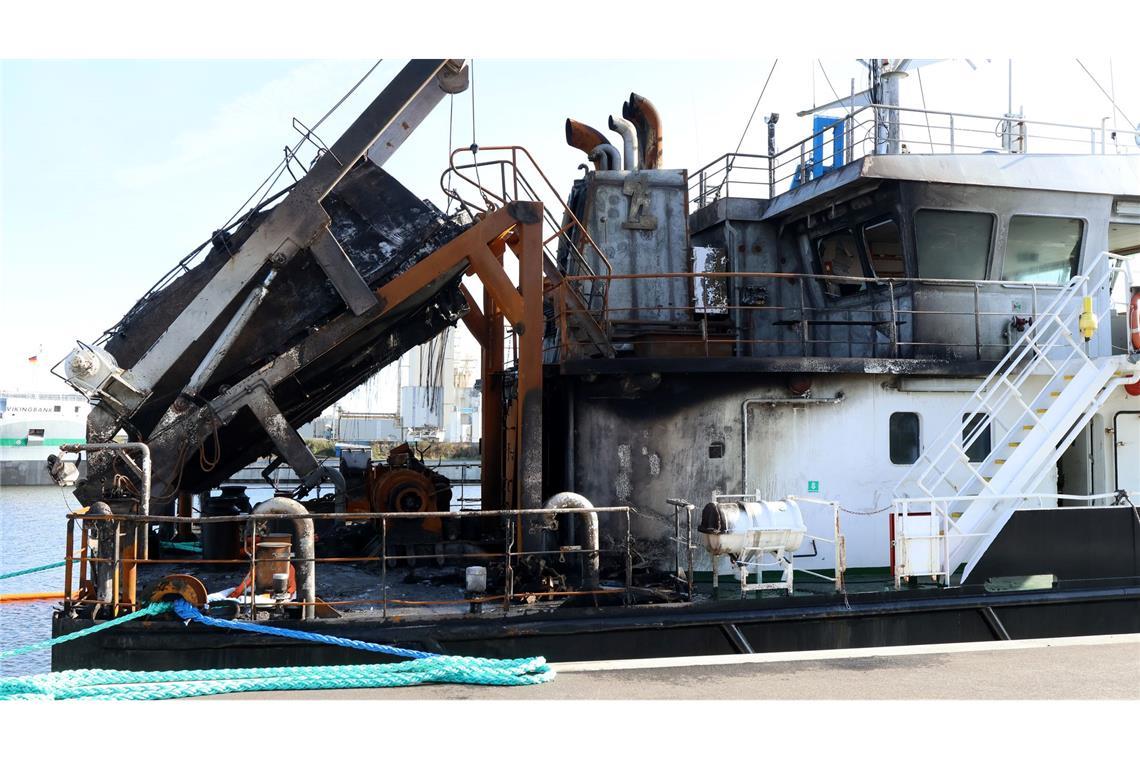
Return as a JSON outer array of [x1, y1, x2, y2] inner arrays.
[[60, 60, 472, 511]]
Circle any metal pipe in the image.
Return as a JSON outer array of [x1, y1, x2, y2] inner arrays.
[[608, 114, 639, 171], [740, 394, 846, 492], [88, 501, 114, 605], [62, 442, 151, 520], [186, 269, 278, 396], [565, 118, 614, 169], [543, 492, 600, 590], [623, 92, 663, 169], [588, 144, 622, 171], [251, 497, 316, 619], [62, 442, 151, 561]]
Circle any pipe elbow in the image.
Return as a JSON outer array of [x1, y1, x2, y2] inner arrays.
[[607, 114, 639, 171], [623, 92, 663, 169], [252, 497, 316, 619], [566, 119, 613, 169], [543, 492, 601, 590], [589, 144, 622, 171]]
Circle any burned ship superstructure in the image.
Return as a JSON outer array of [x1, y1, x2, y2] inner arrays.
[[49, 59, 1140, 670]]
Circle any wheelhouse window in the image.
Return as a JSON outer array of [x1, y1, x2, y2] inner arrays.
[[1002, 216, 1083, 285], [889, 412, 921, 465], [816, 230, 866, 297], [962, 413, 992, 463], [863, 218, 905, 278], [914, 210, 993, 280]]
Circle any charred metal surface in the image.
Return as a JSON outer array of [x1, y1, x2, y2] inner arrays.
[[77, 160, 467, 507], [560, 356, 997, 376]]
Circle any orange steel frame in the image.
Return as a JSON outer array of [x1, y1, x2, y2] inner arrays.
[[372, 202, 545, 521]]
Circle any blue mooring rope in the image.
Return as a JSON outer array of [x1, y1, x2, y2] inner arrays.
[[170, 599, 437, 660]]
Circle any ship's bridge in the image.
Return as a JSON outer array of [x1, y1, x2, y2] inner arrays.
[[497, 103, 1140, 375]]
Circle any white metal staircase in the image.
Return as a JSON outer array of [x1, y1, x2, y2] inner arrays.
[[892, 251, 1137, 585]]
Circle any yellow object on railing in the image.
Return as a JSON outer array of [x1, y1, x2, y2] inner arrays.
[[1078, 295, 1099, 341]]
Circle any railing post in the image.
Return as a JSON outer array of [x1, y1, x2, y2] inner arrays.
[[111, 519, 121, 618], [64, 515, 75, 612], [974, 283, 982, 361], [949, 114, 955, 153], [625, 508, 633, 588], [888, 281, 899, 358], [381, 515, 388, 620]]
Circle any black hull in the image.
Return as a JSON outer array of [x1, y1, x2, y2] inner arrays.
[[51, 581, 1140, 672]]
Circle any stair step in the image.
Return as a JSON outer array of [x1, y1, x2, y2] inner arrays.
[[994, 459, 1007, 465], [1036, 408, 1047, 414], [1009, 442, 1021, 448], [1063, 374, 1075, 381], [1050, 391, 1061, 397], [1022, 424, 1035, 430]]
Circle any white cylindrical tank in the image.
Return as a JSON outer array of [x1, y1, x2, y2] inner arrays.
[[697, 499, 807, 557]]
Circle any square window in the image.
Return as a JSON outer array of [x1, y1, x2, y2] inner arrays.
[[889, 412, 920, 465], [1003, 216, 1083, 285], [915, 210, 993, 280]]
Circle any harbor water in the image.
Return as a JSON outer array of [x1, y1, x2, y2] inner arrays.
[[1, 485, 75, 677], [1, 478, 483, 677]]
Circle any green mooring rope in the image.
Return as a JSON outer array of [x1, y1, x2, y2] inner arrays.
[[0, 601, 554, 699], [0, 602, 174, 660], [0, 560, 68, 581]]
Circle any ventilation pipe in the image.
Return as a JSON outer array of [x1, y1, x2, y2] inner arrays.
[[588, 144, 622, 171], [543, 492, 600, 590], [565, 118, 615, 170], [251, 497, 316, 619], [608, 114, 639, 170], [623, 92, 663, 169]]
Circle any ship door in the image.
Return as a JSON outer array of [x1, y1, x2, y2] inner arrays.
[[1114, 412, 1140, 493], [1058, 415, 1104, 505]]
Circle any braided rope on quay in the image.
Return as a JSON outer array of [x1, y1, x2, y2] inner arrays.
[[0, 599, 554, 699]]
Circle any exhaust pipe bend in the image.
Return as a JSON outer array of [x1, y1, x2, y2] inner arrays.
[[252, 497, 316, 619], [565, 118, 614, 170], [608, 114, 639, 171], [589, 144, 622, 171], [623, 92, 663, 169], [543, 492, 600, 590]]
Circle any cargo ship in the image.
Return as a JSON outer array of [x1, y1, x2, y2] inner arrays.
[[46, 59, 1140, 671]]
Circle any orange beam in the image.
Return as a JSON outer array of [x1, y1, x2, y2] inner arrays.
[[372, 205, 523, 318], [459, 284, 487, 344]]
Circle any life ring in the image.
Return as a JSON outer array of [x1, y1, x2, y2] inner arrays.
[[1130, 290, 1140, 352]]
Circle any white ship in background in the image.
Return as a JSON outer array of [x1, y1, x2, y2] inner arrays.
[[0, 390, 89, 485]]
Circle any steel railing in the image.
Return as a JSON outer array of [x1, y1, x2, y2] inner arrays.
[[550, 268, 1103, 363], [690, 105, 1140, 209], [61, 504, 634, 619]]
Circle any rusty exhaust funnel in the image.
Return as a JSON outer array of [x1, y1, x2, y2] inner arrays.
[[623, 93, 663, 169], [565, 118, 614, 169]]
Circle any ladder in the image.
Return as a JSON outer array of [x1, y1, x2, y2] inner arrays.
[[892, 251, 1137, 584]]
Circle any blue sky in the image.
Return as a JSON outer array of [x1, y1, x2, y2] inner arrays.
[[2, 58, 1138, 405]]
